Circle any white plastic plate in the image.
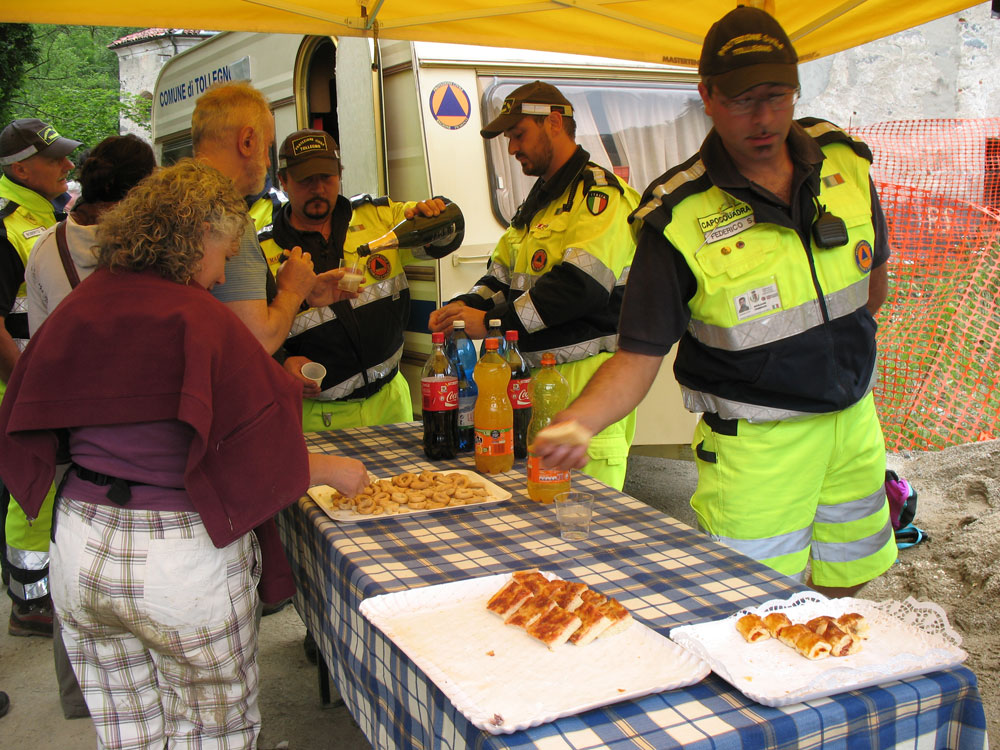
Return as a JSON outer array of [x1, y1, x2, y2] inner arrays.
[[669, 592, 967, 707], [307, 469, 511, 522], [358, 572, 711, 734]]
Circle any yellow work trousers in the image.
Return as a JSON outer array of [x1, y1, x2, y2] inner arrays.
[[301, 371, 413, 433]]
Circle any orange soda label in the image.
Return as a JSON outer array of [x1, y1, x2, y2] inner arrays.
[[527, 454, 570, 483], [475, 427, 513, 456]]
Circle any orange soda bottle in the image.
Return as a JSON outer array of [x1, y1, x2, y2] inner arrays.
[[473, 337, 514, 474], [526, 352, 571, 503]]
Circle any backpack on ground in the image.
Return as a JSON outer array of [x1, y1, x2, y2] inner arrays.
[[885, 469, 928, 549]]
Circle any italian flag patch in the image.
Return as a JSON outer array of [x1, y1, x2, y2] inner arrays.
[[586, 190, 609, 216]]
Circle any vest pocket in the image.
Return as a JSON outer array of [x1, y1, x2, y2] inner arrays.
[[694, 233, 775, 280]]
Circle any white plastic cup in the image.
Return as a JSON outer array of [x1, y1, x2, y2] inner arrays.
[[338, 259, 364, 292], [554, 491, 594, 541], [301, 362, 327, 389]]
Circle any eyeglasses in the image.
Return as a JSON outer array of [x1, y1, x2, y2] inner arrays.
[[719, 89, 800, 116]]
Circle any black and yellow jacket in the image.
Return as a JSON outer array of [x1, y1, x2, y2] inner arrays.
[[629, 119, 883, 421], [259, 194, 462, 401], [452, 147, 639, 369]]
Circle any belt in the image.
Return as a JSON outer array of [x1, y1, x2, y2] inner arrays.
[[72, 464, 145, 506]]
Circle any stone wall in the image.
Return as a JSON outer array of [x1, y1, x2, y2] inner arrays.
[[800, 3, 999, 128]]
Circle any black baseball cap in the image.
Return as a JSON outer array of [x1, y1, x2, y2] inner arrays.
[[278, 129, 341, 180], [0, 118, 81, 166], [480, 81, 574, 139], [699, 6, 799, 98]]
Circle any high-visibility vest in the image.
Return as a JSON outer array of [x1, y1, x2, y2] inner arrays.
[[640, 121, 877, 421]]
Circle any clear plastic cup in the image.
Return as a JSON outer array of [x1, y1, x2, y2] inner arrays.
[[338, 258, 364, 292], [554, 491, 594, 541]]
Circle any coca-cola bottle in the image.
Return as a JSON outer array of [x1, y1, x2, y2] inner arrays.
[[357, 202, 464, 257], [505, 330, 532, 459], [421, 331, 458, 460]]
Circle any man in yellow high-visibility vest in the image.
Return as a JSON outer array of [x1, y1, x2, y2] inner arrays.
[[535, 7, 897, 598]]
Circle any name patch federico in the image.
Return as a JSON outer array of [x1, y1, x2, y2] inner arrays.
[[699, 203, 754, 243]]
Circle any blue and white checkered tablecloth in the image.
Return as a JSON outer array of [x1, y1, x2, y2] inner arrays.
[[275, 422, 988, 750]]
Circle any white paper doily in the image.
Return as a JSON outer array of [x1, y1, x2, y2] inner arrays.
[[669, 592, 967, 707]]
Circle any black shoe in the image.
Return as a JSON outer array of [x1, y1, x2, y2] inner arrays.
[[0, 691, 10, 719], [303, 631, 318, 665], [9, 601, 54, 638], [262, 597, 292, 617]]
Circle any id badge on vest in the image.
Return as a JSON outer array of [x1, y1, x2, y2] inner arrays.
[[734, 278, 781, 321]]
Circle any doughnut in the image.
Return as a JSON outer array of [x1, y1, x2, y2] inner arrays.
[[391, 491, 409, 504], [408, 499, 427, 510], [410, 479, 431, 491], [394, 472, 415, 487], [454, 488, 474, 500]]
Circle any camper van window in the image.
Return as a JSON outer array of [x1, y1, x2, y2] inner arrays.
[[481, 79, 710, 226], [161, 137, 194, 166]]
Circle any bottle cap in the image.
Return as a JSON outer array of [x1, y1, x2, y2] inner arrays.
[[453, 320, 466, 329], [505, 330, 518, 341], [484, 337, 499, 350], [431, 332, 445, 343], [541, 352, 556, 365]]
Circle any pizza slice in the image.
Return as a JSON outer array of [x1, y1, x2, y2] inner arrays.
[[504, 594, 556, 629], [526, 605, 583, 650], [486, 579, 532, 619]]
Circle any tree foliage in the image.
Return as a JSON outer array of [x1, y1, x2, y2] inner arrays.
[[0, 25, 40, 126], [2, 24, 148, 153]]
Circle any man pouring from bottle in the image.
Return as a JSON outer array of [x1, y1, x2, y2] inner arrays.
[[259, 129, 464, 432], [428, 81, 640, 491]]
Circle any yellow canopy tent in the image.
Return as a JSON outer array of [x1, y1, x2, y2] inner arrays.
[[0, 0, 985, 66]]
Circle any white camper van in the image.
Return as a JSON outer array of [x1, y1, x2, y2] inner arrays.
[[151, 33, 710, 450]]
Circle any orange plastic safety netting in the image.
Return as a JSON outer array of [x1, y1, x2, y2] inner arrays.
[[849, 118, 1000, 451]]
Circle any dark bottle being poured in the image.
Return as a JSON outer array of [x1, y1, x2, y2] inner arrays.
[[357, 202, 464, 257]]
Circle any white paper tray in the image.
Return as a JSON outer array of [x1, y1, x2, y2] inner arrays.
[[358, 572, 710, 734], [307, 470, 511, 523], [669, 591, 967, 707]]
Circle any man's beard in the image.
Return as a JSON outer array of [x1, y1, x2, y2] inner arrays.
[[303, 197, 332, 220], [518, 133, 553, 177]]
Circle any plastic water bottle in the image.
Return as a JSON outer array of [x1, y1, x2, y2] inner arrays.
[[473, 337, 513, 474], [479, 318, 507, 358], [505, 330, 532, 459], [447, 320, 478, 452], [526, 352, 571, 503], [421, 331, 458, 460]]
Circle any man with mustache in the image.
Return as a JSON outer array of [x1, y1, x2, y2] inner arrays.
[[535, 7, 897, 597], [259, 129, 463, 433], [0, 117, 79, 637], [428, 81, 640, 490]]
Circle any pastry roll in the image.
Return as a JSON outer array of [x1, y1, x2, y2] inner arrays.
[[837, 613, 870, 640], [736, 613, 771, 643], [806, 617, 857, 656], [763, 612, 793, 638], [778, 624, 832, 660]]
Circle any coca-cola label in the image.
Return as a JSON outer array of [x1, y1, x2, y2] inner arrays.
[[507, 378, 532, 408], [421, 376, 458, 411], [475, 427, 513, 456], [527, 454, 571, 483]]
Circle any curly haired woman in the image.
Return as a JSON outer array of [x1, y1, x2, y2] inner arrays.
[[0, 158, 368, 749]]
